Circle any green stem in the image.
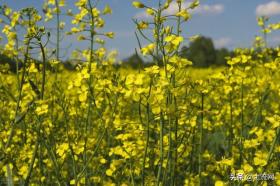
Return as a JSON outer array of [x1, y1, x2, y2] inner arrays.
[[239, 80, 244, 166], [157, 112, 164, 186], [171, 2, 182, 185], [23, 38, 47, 185], [141, 79, 152, 186], [198, 93, 204, 186], [55, 0, 60, 61], [229, 90, 233, 157], [39, 42, 46, 100], [254, 127, 280, 186], [83, 1, 96, 184], [24, 140, 39, 186], [5, 39, 31, 150]]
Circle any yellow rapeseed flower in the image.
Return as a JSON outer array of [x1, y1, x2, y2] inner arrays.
[[132, 1, 145, 8], [141, 43, 155, 56], [165, 35, 184, 46], [105, 32, 115, 39], [215, 180, 225, 186], [103, 5, 112, 15], [176, 10, 190, 21]]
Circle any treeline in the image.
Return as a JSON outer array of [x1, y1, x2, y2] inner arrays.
[[0, 54, 76, 72], [120, 36, 234, 69], [0, 36, 233, 71]]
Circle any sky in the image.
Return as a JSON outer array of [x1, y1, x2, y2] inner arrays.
[[1, 0, 280, 60]]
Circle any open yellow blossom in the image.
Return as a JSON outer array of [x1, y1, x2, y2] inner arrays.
[[165, 35, 184, 46], [176, 10, 190, 21], [141, 43, 155, 55], [215, 180, 225, 186]]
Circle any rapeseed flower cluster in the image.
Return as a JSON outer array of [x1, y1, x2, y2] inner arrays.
[[0, 0, 279, 185]]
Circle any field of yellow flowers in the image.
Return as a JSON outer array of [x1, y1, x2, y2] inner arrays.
[[0, 0, 280, 186]]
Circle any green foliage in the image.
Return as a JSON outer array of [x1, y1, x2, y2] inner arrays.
[[180, 36, 232, 67], [216, 48, 232, 66], [121, 53, 144, 69], [0, 53, 21, 72]]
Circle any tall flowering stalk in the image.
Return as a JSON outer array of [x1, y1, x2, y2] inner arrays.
[[68, 0, 113, 184], [133, 0, 197, 185]]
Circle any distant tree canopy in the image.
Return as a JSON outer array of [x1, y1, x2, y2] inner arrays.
[[0, 53, 67, 72], [121, 53, 144, 69], [180, 36, 232, 67], [1, 36, 233, 71], [216, 48, 232, 66], [123, 36, 232, 68], [0, 53, 22, 72], [120, 53, 164, 69], [180, 36, 216, 67]]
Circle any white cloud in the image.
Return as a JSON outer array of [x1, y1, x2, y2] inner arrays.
[[134, 2, 224, 19], [192, 4, 224, 15], [214, 37, 232, 48], [256, 1, 280, 16]]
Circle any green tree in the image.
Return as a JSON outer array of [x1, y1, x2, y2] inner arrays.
[[0, 53, 21, 72], [122, 53, 144, 69], [180, 36, 216, 67], [215, 48, 231, 66]]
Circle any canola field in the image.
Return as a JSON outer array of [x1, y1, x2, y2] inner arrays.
[[0, 0, 280, 186]]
